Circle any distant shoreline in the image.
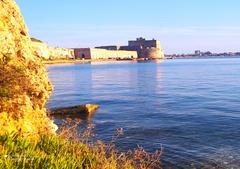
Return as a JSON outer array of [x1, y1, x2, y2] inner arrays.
[[166, 55, 240, 59], [43, 56, 240, 65], [43, 58, 155, 65], [43, 59, 91, 65]]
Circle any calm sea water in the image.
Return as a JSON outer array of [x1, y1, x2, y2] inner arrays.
[[47, 58, 240, 169]]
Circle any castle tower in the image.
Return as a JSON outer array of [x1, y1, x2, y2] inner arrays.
[[127, 38, 164, 59]]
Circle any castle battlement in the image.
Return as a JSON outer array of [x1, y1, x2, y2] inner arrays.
[[128, 37, 161, 50]]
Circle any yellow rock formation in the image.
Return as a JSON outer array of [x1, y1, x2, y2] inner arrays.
[[31, 40, 74, 60], [0, 0, 57, 137]]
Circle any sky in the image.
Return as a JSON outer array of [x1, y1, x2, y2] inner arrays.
[[16, 0, 240, 54]]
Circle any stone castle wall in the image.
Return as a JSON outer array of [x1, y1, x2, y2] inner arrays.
[[74, 48, 137, 60], [74, 48, 91, 59], [128, 40, 159, 49], [140, 48, 164, 59], [91, 48, 137, 60]]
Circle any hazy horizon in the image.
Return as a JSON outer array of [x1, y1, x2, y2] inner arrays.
[[16, 0, 240, 54]]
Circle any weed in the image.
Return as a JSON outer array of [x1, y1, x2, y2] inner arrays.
[[0, 118, 162, 169]]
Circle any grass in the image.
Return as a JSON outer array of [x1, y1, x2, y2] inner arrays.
[[0, 119, 163, 169]]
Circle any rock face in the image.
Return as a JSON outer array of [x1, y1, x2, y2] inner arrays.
[[0, 0, 57, 137], [31, 41, 50, 60], [32, 40, 74, 60]]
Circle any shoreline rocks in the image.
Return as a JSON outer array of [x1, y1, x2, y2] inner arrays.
[[49, 104, 99, 119]]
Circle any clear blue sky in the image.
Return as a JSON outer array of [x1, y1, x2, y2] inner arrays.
[[16, 0, 240, 54]]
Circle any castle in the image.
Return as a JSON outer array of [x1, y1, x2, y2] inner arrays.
[[74, 37, 164, 60], [31, 37, 164, 61]]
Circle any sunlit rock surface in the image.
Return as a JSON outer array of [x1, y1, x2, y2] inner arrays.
[[50, 104, 99, 119], [0, 0, 57, 137], [31, 39, 74, 60]]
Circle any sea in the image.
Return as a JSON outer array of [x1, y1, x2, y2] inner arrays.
[[47, 57, 240, 169]]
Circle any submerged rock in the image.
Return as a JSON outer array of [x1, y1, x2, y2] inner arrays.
[[49, 104, 99, 119], [0, 0, 57, 137]]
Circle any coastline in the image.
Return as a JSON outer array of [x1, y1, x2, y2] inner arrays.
[[42, 56, 240, 65], [43, 58, 165, 65], [42, 59, 91, 65]]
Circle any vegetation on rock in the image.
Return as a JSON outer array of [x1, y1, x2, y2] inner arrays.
[[0, 120, 162, 169]]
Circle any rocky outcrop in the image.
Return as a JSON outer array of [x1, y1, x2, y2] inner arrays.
[[32, 40, 74, 60], [31, 41, 50, 59], [0, 0, 57, 137], [49, 46, 74, 60], [49, 104, 99, 119]]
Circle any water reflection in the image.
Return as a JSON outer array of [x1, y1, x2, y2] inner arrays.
[[47, 58, 240, 168]]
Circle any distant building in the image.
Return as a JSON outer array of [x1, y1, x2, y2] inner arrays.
[[95, 37, 165, 59], [120, 37, 164, 59], [204, 51, 212, 56], [195, 50, 201, 56], [74, 48, 137, 60], [128, 37, 161, 49]]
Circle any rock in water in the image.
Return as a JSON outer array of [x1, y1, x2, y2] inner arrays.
[[50, 104, 99, 119], [0, 0, 57, 137]]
